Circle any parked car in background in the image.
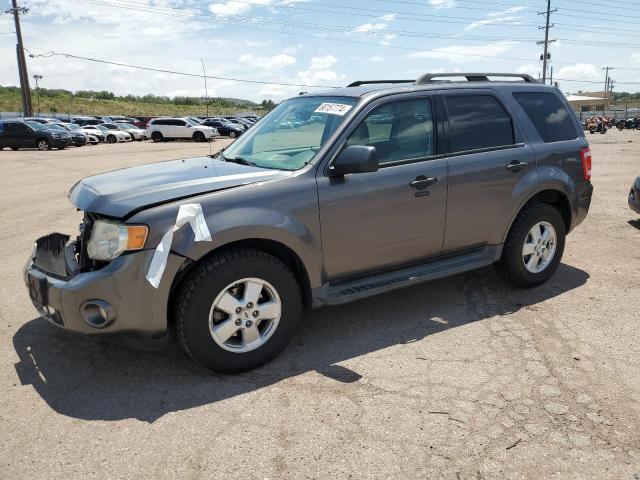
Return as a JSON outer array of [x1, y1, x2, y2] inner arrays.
[[146, 117, 218, 142], [23, 117, 65, 125], [32, 122, 87, 147], [0, 120, 71, 150], [78, 125, 106, 142], [113, 123, 147, 141], [110, 116, 138, 124], [97, 124, 133, 143], [222, 118, 247, 130], [201, 119, 243, 138], [72, 117, 103, 127], [62, 123, 99, 145], [629, 176, 640, 214], [132, 116, 155, 129]]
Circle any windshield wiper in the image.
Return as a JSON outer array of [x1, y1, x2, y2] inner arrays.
[[224, 156, 260, 167]]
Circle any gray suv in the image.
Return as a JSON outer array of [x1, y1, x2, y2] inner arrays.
[[24, 73, 593, 373]]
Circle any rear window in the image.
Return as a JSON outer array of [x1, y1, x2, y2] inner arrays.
[[513, 92, 578, 143], [446, 95, 515, 153]]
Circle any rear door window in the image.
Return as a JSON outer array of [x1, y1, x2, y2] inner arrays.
[[445, 94, 515, 153], [513, 92, 578, 143]]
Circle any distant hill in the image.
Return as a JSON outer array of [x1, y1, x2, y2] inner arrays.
[[0, 85, 269, 117]]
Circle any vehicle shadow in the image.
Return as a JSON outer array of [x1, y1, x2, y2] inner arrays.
[[13, 264, 589, 423], [628, 219, 640, 231]]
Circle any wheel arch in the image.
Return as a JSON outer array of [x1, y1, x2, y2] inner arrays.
[[502, 188, 572, 244], [168, 238, 313, 325]]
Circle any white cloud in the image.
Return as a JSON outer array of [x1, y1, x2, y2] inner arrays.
[[208, 0, 269, 17], [556, 63, 600, 80], [465, 7, 526, 31], [429, 0, 457, 8], [409, 42, 514, 64], [354, 22, 387, 33], [238, 53, 297, 69], [517, 64, 540, 77], [353, 13, 396, 34], [367, 56, 385, 62], [310, 55, 337, 70]]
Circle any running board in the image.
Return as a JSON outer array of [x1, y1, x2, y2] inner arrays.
[[312, 246, 501, 307]]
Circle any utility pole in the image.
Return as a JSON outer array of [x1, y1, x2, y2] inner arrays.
[[537, 0, 556, 84], [33, 74, 42, 114], [602, 66, 614, 111], [7, 0, 32, 116], [201, 59, 209, 118]]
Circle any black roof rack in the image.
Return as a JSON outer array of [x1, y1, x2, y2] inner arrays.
[[414, 72, 537, 85], [346, 73, 538, 88], [347, 80, 414, 87]]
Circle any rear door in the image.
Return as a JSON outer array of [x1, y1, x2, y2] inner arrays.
[[441, 90, 538, 252], [317, 94, 449, 280]]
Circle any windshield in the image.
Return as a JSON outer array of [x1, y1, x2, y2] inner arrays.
[[45, 124, 67, 132], [223, 96, 359, 170], [25, 121, 46, 131], [118, 123, 137, 129], [65, 124, 80, 130], [97, 125, 109, 132], [185, 118, 199, 126]]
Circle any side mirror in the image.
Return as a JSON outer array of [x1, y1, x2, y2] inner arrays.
[[331, 145, 378, 176]]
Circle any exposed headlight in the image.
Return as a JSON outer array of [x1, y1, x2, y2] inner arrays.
[[87, 220, 149, 261]]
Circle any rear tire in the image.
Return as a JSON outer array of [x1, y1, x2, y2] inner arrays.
[[174, 248, 302, 373], [107, 135, 117, 144], [151, 131, 163, 142], [496, 203, 566, 288], [229, 131, 236, 138]]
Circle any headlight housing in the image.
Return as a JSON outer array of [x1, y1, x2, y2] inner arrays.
[[87, 220, 149, 261]]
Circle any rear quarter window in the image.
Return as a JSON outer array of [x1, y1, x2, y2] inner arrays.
[[445, 94, 515, 153], [513, 92, 578, 143]]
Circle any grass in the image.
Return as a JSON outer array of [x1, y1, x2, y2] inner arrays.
[[0, 87, 265, 118]]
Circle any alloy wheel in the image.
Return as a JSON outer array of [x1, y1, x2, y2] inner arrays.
[[522, 221, 557, 273], [208, 277, 282, 353]]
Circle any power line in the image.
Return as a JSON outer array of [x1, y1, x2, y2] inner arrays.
[[25, 50, 340, 89]]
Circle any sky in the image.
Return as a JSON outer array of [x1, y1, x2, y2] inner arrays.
[[1, 0, 640, 102]]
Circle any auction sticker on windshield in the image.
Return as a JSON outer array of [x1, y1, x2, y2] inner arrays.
[[314, 103, 353, 116]]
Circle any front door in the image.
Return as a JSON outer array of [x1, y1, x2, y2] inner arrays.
[[317, 96, 448, 280]]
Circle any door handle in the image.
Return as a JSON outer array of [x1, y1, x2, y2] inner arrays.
[[410, 176, 438, 189], [506, 160, 528, 172]]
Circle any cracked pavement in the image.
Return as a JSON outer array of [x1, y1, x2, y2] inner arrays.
[[1, 133, 639, 479]]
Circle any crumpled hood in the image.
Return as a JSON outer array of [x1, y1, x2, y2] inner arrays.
[[68, 156, 292, 218]]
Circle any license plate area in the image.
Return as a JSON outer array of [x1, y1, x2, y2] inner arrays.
[[27, 271, 49, 307]]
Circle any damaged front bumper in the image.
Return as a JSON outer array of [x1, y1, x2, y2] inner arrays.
[[24, 233, 186, 336]]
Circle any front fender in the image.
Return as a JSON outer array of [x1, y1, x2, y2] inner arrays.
[[170, 207, 322, 288]]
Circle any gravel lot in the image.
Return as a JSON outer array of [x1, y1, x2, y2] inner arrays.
[[1, 131, 639, 479]]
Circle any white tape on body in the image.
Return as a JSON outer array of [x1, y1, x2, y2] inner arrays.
[[146, 203, 212, 289]]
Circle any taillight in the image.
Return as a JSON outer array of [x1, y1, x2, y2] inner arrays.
[[580, 147, 592, 181]]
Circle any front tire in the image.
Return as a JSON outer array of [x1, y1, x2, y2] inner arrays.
[[229, 131, 237, 138], [496, 203, 566, 288], [37, 139, 50, 151], [151, 131, 163, 142], [107, 135, 117, 144], [174, 249, 302, 373], [193, 131, 205, 142]]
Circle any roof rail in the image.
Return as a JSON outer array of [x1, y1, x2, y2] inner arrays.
[[414, 73, 537, 85], [347, 80, 414, 87]]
